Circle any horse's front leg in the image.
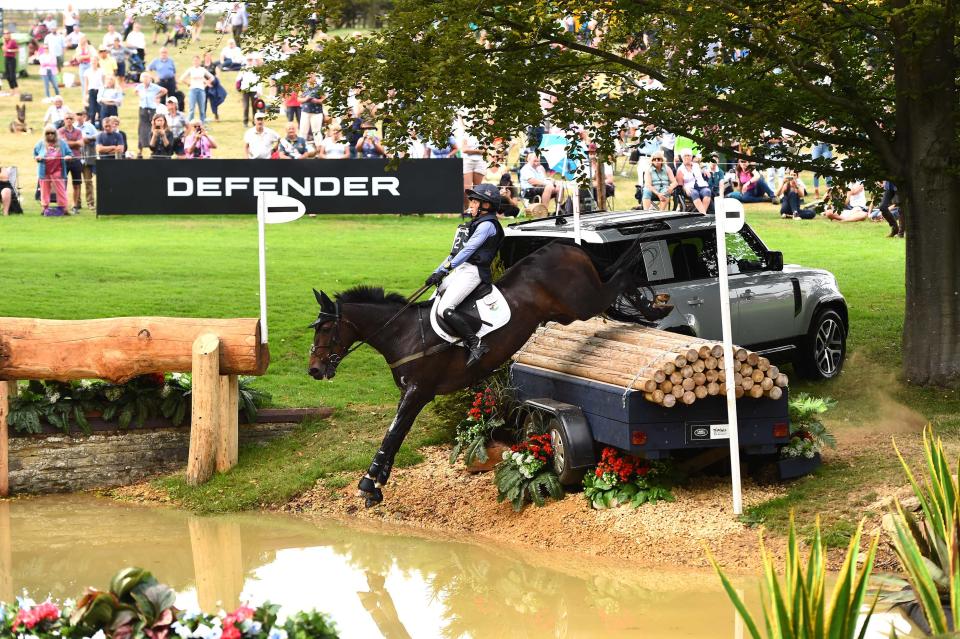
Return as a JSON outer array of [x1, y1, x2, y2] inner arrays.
[[357, 384, 432, 508]]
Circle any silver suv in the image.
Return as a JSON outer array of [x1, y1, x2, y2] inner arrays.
[[499, 210, 848, 380]]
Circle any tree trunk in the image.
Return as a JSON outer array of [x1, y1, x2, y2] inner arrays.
[[893, 2, 960, 386]]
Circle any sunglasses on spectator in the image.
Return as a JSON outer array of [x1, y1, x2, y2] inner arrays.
[[652, 158, 663, 162]]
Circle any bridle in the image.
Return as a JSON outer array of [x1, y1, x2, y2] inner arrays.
[[309, 284, 431, 367]]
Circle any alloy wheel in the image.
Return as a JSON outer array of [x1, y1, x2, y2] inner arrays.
[[815, 318, 843, 376]]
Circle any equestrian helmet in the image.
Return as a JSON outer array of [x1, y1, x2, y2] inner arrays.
[[465, 183, 501, 207]]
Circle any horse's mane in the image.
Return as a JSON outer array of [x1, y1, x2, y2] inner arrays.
[[335, 285, 407, 306]]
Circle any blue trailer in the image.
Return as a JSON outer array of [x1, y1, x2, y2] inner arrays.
[[510, 362, 793, 485]]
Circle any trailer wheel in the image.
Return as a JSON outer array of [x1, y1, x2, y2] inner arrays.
[[548, 417, 587, 486], [521, 409, 548, 438]]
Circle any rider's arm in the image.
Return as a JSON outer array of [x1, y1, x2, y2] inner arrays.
[[439, 221, 497, 272]]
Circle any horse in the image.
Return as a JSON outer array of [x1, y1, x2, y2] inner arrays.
[[308, 237, 664, 507]]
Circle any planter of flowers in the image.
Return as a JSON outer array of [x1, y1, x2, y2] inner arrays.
[[494, 433, 564, 511], [582, 447, 677, 509], [778, 393, 836, 480], [777, 452, 823, 480], [449, 387, 510, 473]]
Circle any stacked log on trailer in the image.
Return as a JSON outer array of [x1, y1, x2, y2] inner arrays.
[[512, 318, 788, 407]]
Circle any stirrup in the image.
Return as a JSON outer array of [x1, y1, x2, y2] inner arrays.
[[466, 342, 489, 367]]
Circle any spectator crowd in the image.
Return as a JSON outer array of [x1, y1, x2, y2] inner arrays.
[[0, 6, 901, 236]]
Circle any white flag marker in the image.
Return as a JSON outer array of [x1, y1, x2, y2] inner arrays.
[[257, 194, 307, 344], [571, 183, 582, 246], [715, 197, 746, 515]]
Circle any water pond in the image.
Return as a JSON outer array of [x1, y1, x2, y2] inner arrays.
[[1, 495, 909, 638]]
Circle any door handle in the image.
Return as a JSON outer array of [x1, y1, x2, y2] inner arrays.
[[687, 297, 704, 306]]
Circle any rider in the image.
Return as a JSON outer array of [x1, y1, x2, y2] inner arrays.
[[425, 183, 504, 367]]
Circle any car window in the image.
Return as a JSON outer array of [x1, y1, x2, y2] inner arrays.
[[726, 229, 768, 271], [667, 234, 717, 281]]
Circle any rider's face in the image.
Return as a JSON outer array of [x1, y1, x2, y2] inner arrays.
[[468, 198, 481, 216]]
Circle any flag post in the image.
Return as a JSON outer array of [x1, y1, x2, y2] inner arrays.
[[257, 195, 268, 344], [572, 182, 582, 246], [715, 197, 746, 515], [256, 194, 307, 345]]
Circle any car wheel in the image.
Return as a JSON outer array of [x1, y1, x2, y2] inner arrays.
[[797, 308, 846, 380], [547, 417, 587, 486]]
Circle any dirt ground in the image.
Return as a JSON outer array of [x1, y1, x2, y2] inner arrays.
[[281, 445, 788, 571], [112, 384, 930, 573], [279, 425, 925, 573]]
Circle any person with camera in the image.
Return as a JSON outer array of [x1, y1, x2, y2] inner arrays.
[[355, 122, 386, 159], [775, 170, 807, 218], [184, 119, 218, 159], [148, 114, 176, 158]]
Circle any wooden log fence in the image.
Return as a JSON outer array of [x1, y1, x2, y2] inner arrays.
[[513, 317, 788, 407], [0, 317, 271, 494]]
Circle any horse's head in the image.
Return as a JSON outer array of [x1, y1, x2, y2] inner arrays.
[[307, 288, 359, 380]]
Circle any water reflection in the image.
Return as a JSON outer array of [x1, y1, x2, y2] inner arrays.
[[4, 495, 757, 638]]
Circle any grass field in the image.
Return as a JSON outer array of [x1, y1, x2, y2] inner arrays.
[[2, 15, 958, 533]]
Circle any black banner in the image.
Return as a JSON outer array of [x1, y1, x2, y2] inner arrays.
[[96, 158, 465, 215]]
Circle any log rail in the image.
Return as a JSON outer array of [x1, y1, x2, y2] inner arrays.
[[0, 317, 271, 495]]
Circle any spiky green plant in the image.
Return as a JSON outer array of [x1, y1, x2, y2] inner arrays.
[[886, 427, 960, 635], [709, 516, 879, 639]]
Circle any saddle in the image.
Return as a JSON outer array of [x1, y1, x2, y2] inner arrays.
[[429, 283, 512, 344]]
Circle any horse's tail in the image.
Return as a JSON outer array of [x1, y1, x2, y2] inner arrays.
[[600, 236, 645, 283]]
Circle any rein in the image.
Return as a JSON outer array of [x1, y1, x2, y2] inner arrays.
[[311, 284, 432, 366]]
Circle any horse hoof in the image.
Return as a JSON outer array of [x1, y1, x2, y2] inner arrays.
[[358, 475, 378, 494], [356, 487, 383, 507]]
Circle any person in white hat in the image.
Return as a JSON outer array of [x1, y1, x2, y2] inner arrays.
[[243, 112, 279, 159]]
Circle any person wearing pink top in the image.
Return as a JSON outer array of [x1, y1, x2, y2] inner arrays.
[[727, 158, 778, 204], [38, 45, 60, 97], [2, 32, 19, 95]]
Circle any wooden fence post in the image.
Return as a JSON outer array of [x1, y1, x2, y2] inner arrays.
[[216, 374, 238, 472], [0, 382, 11, 497], [186, 334, 220, 486]]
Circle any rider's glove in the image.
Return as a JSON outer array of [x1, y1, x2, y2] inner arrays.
[[425, 270, 446, 287]]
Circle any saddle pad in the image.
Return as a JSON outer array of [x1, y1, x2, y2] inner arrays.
[[430, 286, 512, 344]]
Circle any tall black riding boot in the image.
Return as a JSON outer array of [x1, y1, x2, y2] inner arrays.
[[442, 308, 489, 366]]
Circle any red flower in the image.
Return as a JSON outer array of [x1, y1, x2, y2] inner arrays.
[[221, 623, 242, 639], [13, 602, 59, 630]]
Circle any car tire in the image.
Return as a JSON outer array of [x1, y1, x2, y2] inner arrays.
[[796, 308, 846, 380], [547, 416, 587, 486]]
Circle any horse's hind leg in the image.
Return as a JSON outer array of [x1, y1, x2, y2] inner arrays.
[[357, 385, 431, 508]]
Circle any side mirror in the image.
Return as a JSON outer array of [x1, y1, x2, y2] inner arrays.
[[767, 251, 784, 271]]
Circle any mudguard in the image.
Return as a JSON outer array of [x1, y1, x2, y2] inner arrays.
[[522, 398, 596, 469]]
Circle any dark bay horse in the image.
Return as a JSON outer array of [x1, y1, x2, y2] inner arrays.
[[308, 238, 654, 507]]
